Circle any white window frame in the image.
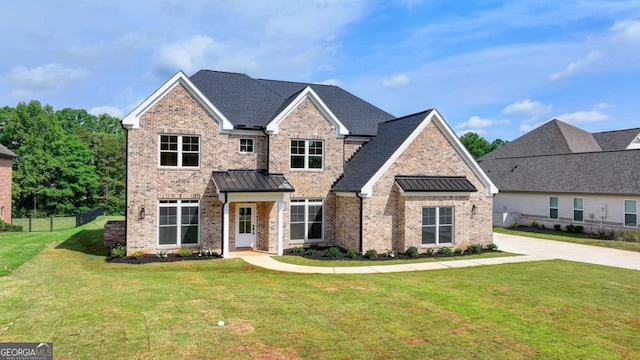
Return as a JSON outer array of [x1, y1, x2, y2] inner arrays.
[[549, 196, 559, 220], [158, 199, 200, 246], [624, 199, 637, 228], [290, 140, 324, 170], [239, 138, 254, 154], [573, 197, 584, 222], [290, 198, 323, 241], [159, 134, 200, 168], [421, 206, 455, 246]]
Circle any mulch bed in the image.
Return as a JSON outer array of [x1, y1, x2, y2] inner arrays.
[[106, 254, 221, 264], [283, 246, 501, 261]]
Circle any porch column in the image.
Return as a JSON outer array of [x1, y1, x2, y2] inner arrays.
[[223, 201, 230, 258], [277, 199, 284, 256]]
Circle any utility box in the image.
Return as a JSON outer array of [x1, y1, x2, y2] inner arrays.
[[600, 205, 607, 218]]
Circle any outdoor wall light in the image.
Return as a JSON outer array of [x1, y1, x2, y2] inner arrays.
[[471, 205, 478, 215], [139, 207, 146, 219]]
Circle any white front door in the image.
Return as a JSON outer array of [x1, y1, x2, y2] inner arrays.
[[235, 204, 256, 248]]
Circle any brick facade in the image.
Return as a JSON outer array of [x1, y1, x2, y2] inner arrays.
[[103, 220, 126, 248], [0, 158, 12, 223], [124, 79, 493, 256]]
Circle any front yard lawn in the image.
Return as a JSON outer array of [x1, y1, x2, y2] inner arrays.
[[494, 227, 640, 252], [0, 223, 639, 359]]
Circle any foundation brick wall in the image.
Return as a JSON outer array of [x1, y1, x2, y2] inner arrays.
[[362, 118, 493, 252], [0, 158, 13, 223], [104, 220, 126, 248]]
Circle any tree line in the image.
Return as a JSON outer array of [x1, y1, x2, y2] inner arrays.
[[0, 101, 125, 217], [459, 132, 509, 159]]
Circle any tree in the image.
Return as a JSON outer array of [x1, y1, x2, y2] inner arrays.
[[460, 132, 491, 159], [490, 138, 509, 152]]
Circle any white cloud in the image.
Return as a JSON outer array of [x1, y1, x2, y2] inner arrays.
[[7, 63, 88, 97], [458, 128, 488, 137], [554, 110, 609, 123], [518, 121, 546, 132], [503, 99, 553, 116], [611, 19, 640, 43], [383, 74, 410, 88], [457, 116, 509, 136], [316, 78, 343, 86], [89, 106, 123, 118], [549, 51, 602, 81], [154, 35, 223, 75]]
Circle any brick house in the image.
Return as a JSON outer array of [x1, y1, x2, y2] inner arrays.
[[121, 70, 497, 256], [0, 143, 17, 223]]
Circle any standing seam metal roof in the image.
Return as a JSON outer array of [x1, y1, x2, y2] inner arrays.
[[395, 176, 477, 192], [212, 170, 295, 193]]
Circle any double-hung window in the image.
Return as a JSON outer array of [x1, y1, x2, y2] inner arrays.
[[624, 200, 637, 227], [291, 140, 323, 169], [159, 200, 199, 245], [290, 199, 323, 241], [422, 207, 454, 245], [573, 198, 584, 222], [239, 138, 254, 153], [160, 135, 199, 167], [549, 197, 559, 219]]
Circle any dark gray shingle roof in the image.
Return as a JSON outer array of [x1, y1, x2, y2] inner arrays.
[[478, 150, 640, 195], [593, 128, 640, 151], [396, 176, 477, 192], [189, 70, 395, 136], [332, 111, 431, 192], [212, 170, 294, 193], [0, 143, 16, 159]]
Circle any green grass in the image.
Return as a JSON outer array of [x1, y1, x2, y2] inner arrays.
[[494, 227, 640, 252], [0, 224, 639, 359], [274, 251, 515, 267]]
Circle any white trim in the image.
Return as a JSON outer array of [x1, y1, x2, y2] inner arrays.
[[549, 196, 559, 220], [623, 199, 638, 228], [122, 71, 234, 132], [421, 206, 455, 246], [290, 198, 324, 242], [360, 110, 499, 197], [335, 192, 358, 197], [573, 197, 584, 222], [277, 200, 284, 256], [239, 138, 254, 154], [290, 139, 324, 170], [158, 134, 200, 168], [626, 133, 640, 149], [235, 203, 256, 248], [157, 199, 200, 247], [265, 86, 349, 138]]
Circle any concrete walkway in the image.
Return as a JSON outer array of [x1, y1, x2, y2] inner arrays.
[[231, 233, 640, 274], [493, 232, 640, 271]]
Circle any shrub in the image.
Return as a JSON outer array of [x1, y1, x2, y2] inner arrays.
[[530, 220, 539, 228], [305, 248, 316, 256], [156, 250, 168, 259], [512, 218, 519, 228], [346, 249, 357, 258], [598, 229, 617, 240], [618, 229, 640, 242], [325, 247, 341, 258], [178, 247, 192, 257], [453, 247, 464, 255], [405, 246, 419, 258], [384, 249, 396, 258], [440, 246, 453, 256], [574, 225, 584, 233], [110, 243, 126, 258], [486, 243, 499, 251], [564, 224, 575, 233], [540, 224, 546, 230], [131, 250, 144, 259], [468, 244, 483, 254], [291, 246, 304, 254], [425, 248, 435, 256], [198, 248, 215, 257], [364, 249, 378, 260], [554, 224, 562, 231], [0, 219, 22, 232]]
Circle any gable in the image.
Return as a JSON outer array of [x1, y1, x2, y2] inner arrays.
[[122, 71, 233, 132]]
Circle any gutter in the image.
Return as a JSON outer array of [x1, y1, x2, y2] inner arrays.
[[121, 122, 129, 247], [262, 128, 270, 174]]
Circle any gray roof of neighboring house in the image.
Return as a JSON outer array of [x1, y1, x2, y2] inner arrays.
[[478, 150, 640, 195], [212, 170, 295, 193], [478, 119, 640, 195], [189, 70, 395, 136], [0, 143, 16, 159], [332, 111, 430, 192], [395, 176, 477, 192]]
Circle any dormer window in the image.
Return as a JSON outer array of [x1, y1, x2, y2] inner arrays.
[[239, 138, 254, 153], [291, 140, 323, 169]]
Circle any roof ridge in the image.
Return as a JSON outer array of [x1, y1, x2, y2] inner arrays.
[[382, 109, 432, 124], [594, 127, 640, 135], [482, 147, 640, 161]]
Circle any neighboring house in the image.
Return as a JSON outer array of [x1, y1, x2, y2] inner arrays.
[[121, 70, 497, 256], [478, 119, 640, 233], [0, 143, 17, 223]]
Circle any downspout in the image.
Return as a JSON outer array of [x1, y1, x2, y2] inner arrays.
[[356, 192, 364, 254], [221, 191, 228, 256], [121, 123, 129, 247], [262, 129, 270, 174]]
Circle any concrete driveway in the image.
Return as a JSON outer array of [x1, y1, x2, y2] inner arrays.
[[493, 232, 640, 271]]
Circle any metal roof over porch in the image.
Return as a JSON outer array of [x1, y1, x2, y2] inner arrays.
[[212, 170, 295, 193], [395, 176, 477, 192]]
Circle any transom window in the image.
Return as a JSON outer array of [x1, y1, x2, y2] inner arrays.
[[160, 135, 200, 167], [624, 200, 637, 227], [159, 200, 199, 246], [422, 207, 454, 245], [573, 198, 584, 222], [291, 140, 323, 169], [549, 197, 559, 219], [290, 198, 323, 241], [239, 138, 254, 153]]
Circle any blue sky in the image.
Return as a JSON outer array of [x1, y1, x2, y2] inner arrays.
[[1, 0, 639, 141]]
